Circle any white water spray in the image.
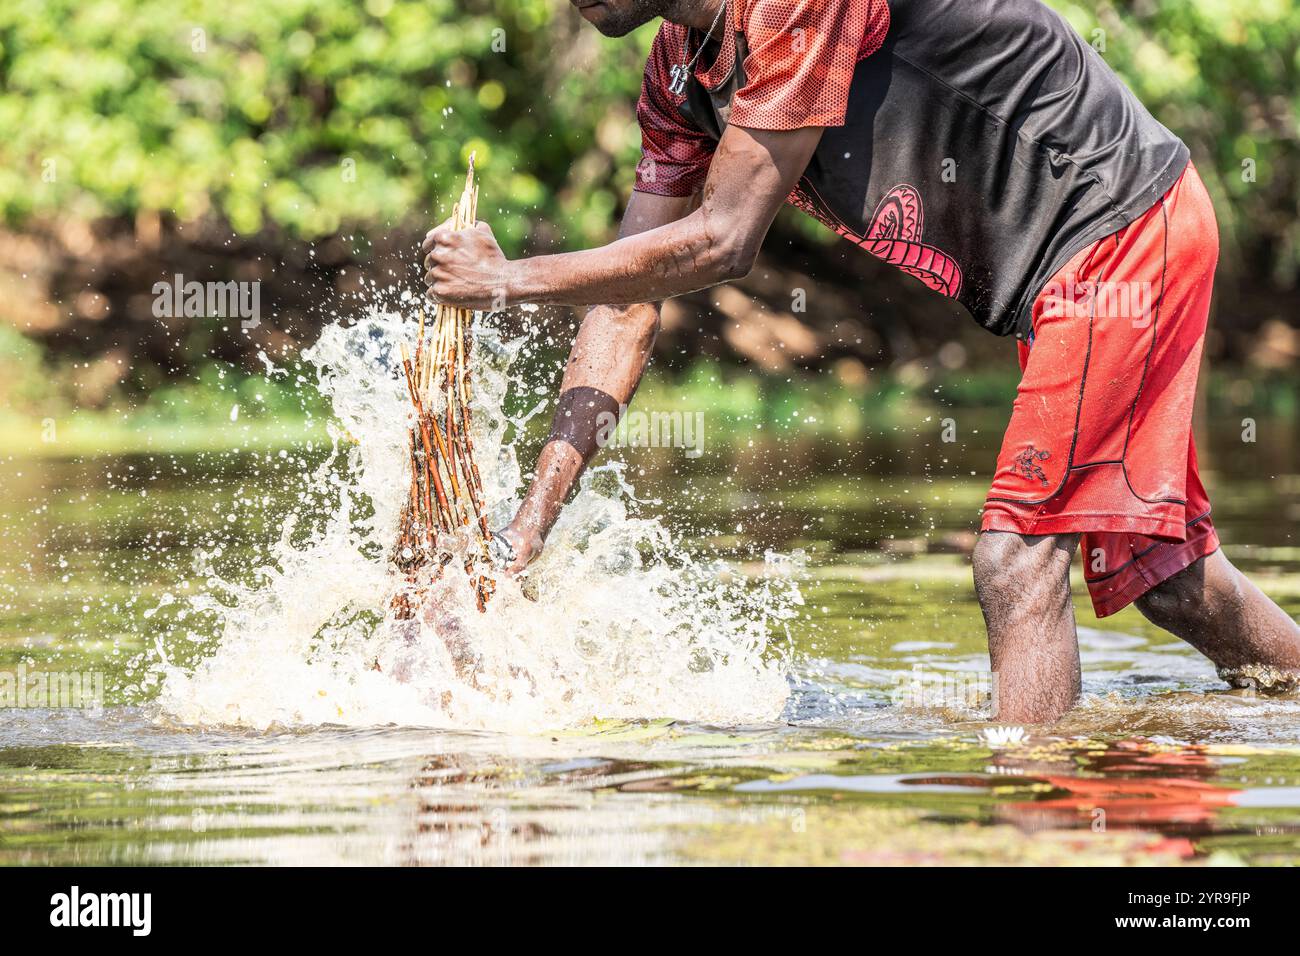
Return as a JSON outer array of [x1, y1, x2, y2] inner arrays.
[[153, 306, 798, 732]]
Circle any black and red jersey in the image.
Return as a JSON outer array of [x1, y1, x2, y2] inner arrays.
[[634, 0, 1189, 339]]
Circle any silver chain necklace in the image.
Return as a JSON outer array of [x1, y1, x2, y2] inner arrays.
[[669, 1, 727, 95]]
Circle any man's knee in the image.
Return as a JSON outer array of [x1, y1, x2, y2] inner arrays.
[[973, 531, 1078, 603], [1135, 553, 1238, 626]]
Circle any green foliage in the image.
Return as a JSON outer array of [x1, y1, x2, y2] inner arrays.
[[630, 357, 1006, 438], [0, 0, 651, 250], [3, 0, 1296, 279], [0, 316, 332, 453], [0, 322, 51, 412], [2, 0, 1298, 417], [1054, 0, 1300, 283]]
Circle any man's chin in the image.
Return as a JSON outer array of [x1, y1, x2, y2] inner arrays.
[[576, 2, 642, 38]]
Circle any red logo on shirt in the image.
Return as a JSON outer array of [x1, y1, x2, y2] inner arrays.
[[862, 185, 963, 299]]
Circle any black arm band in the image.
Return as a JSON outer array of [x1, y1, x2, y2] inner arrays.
[[547, 386, 622, 461]]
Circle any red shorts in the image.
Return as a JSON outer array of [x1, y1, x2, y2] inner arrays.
[[981, 163, 1220, 617]]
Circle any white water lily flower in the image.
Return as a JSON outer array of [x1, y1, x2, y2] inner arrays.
[[981, 725, 1028, 748]]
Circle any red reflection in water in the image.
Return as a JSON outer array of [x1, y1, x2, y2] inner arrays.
[[905, 738, 1242, 859]]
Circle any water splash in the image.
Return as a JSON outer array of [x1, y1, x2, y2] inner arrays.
[[152, 305, 797, 733]]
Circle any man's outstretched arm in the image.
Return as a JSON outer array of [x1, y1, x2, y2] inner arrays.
[[422, 124, 824, 310], [425, 122, 823, 572], [494, 189, 698, 572]]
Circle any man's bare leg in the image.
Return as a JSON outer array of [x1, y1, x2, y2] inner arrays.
[[1134, 549, 1300, 687], [973, 531, 1082, 723]]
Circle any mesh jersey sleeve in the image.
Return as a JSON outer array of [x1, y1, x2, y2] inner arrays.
[[633, 24, 715, 197], [730, 0, 890, 131]]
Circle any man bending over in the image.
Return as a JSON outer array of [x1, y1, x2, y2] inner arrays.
[[423, 0, 1300, 722]]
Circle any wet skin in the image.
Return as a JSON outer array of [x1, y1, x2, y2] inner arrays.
[[419, 8, 1300, 722], [977, 534, 1300, 723]]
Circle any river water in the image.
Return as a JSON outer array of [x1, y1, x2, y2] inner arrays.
[[1, 312, 1298, 865]]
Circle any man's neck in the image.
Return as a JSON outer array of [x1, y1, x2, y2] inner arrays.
[[664, 0, 726, 32]]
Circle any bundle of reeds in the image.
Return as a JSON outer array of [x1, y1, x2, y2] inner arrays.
[[392, 155, 494, 613]]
